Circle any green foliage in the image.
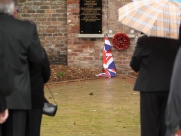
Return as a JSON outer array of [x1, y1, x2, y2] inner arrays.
[[56, 72, 65, 78]]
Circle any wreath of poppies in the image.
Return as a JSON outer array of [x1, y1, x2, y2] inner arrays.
[[112, 32, 130, 50]]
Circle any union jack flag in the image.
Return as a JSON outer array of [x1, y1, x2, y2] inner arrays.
[[96, 36, 116, 78]]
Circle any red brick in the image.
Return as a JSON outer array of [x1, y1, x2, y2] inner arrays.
[[18, 0, 135, 74]]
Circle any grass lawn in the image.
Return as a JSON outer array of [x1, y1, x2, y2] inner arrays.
[[41, 77, 140, 136]]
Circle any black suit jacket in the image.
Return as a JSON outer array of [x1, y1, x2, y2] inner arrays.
[[29, 49, 50, 109], [0, 55, 13, 111], [0, 13, 44, 109], [130, 35, 179, 92]]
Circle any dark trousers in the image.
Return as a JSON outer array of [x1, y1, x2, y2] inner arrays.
[[27, 109, 43, 136], [1, 109, 28, 136], [140, 91, 169, 136], [0, 125, 2, 136]]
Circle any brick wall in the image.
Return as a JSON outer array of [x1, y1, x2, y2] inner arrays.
[[18, 0, 136, 74], [67, 0, 135, 74], [18, 0, 67, 65]]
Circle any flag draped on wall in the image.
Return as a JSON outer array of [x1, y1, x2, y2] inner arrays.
[[96, 36, 116, 78]]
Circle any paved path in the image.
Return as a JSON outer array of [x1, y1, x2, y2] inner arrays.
[[41, 76, 140, 136]]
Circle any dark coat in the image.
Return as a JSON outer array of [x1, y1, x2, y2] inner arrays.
[[29, 49, 50, 109], [0, 13, 44, 109], [165, 25, 181, 135], [0, 55, 13, 111], [130, 35, 179, 92], [165, 47, 181, 136]]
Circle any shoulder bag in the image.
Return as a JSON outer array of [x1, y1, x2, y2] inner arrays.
[[43, 84, 58, 116]]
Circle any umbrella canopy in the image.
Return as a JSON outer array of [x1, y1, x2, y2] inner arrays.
[[118, 0, 181, 39]]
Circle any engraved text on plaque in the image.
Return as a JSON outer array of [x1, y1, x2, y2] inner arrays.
[[80, 0, 102, 34]]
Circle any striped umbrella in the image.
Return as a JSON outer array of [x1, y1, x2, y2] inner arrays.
[[118, 0, 181, 39]]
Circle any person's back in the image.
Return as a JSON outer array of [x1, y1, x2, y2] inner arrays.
[[28, 49, 50, 136], [130, 34, 180, 136], [29, 49, 50, 109], [131, 35, 180, 92], [0, 14, 44, 109], [0, 50, 14, 124], [165, 24, 181, 136], [0, 0, 45, 136]]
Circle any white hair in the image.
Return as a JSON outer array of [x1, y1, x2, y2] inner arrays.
[[0, 0, 16, 15]]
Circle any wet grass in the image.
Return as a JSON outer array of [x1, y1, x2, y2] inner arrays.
[[41, 77, 140, 136]]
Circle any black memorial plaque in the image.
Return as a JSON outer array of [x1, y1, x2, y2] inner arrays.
[[80, 0, 102, 34]]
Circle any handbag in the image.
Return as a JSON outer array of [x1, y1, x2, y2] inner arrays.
[[43, 84, 58, 116]]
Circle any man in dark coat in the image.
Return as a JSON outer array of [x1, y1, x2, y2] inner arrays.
[[130, 34, 179, 136], [0, 0, 45, 136], [0, 51, 14, 136], [165, 24, 181, 136], [165, 47, 181, 136], [0, 54, 14, 124], [28, 48, 50, 136]]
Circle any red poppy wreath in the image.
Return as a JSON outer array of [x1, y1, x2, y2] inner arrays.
[[112, 32, 130, 50]]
